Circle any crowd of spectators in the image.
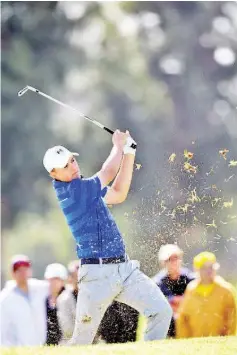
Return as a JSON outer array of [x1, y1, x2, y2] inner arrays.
[[0, 245, 236, 347]]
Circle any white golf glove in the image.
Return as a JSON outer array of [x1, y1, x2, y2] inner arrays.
[[123, 136, 137, 156]]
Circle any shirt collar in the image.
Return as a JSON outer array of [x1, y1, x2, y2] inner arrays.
[[52, 179, 68, 189]]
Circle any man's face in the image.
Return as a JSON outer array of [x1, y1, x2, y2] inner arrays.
[[13, 266, 32, 284], [199, 262, 216, 283], [50, 156, 80, 182], [165, 254, 182, 275], [48, 277, 64, 294]]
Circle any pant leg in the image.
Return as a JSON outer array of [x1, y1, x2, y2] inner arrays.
[[69, 264, 121, 345], [115, 260, 173, 341]]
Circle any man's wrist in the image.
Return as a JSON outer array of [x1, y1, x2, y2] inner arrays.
[[113, 144, 123, 153], [123, 146, 136, 156]]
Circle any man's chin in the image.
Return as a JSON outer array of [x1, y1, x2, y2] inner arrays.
[[72, 172, 83, 179]]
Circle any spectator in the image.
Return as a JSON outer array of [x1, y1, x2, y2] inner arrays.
[[57, 260, 79, 342], [153, 244, 194, 337], [44, 263, 68, 345], [0, 255, 48, 346], [176, 251, 237, 338]]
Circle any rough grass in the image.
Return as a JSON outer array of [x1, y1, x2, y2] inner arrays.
[[1, 337, 237, 355]]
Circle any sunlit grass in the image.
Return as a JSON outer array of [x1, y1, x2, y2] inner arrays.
[[1, 337, 237, 355]]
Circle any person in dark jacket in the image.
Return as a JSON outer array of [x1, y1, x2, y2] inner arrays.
[[44, 263, 68, 345], [153, 244, 195, 337], [98, 301, 139, 343]]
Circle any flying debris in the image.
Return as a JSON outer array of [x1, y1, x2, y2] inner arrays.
[[168, 153, 176, 163], [184, 162, 197, 174], [219, 149, 229, 160], [206, 220, 217, 229], [188, 188, 201, 203], [228, 160, 237, 167], [184, 149, 194, 160], [223, 198, 233, 208]]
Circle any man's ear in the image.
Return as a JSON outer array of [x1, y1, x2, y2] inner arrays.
[[50, 169, 57, 179]]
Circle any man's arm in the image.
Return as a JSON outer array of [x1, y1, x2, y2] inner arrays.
[[0, 295, 14, 346], [176, 290, 192, 338], [57, 293, 75, 340], [97, 130, 127, 188], [104, 133, 136, 205], [222, 288, 237, 335], [98, 146, 123, 188]]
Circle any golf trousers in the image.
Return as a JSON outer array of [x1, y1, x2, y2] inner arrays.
[[68, 259, 172, 345]]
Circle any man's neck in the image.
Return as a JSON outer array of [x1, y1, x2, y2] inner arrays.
[[51, 287, 65, 299], [199, 280, 214, 285], [17, 282, 28, 293], [169, 271, 180, 280]]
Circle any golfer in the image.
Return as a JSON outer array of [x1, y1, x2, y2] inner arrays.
[[43, 130, 172, 345]]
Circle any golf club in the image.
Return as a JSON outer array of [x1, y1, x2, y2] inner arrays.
[[18, 85, 137, 149]]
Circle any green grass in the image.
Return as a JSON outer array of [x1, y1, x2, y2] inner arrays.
[[1, 337, 237, 355]]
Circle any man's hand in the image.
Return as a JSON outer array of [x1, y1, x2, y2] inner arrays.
[[170, 295, 184, 318], [123, 130, 137, 156], [112, 130, 128, 150]]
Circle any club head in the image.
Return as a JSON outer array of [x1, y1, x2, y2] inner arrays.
[[18, 86, 29, 97]]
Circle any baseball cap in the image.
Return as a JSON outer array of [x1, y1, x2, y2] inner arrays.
[[158, 244, 183, 263], [44, 263, 68, 280], [11, 254, 31, 272], [193, 251, 219, 270], [43, 145, 79, 173]]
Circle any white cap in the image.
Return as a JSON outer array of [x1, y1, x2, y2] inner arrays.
[[43, 145, 79, 173], [158, 244, 183, 263], [44, 263, 68, 280]]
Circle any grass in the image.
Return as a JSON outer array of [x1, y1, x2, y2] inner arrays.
[[1, 337, 237, 355]]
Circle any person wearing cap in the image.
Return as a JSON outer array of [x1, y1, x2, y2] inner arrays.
[[44, 263, 68, 345], [56, 261, 80, 342], [153, 244, 194, 337], [43, 130, 172, 345], [0, 255, 49, 346], [176, 251, 237, 338]]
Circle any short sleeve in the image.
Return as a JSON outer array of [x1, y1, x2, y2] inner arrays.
[[69, 176, 105, 206]]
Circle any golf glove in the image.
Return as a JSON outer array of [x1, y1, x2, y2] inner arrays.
[[123, 136, 137, 156]]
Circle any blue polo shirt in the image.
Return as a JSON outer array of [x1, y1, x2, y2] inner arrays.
[[53, 176, 126, 259]]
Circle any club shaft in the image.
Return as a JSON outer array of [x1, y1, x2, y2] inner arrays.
[[30, 87, 106, 130], [18, 86, 137, 148]]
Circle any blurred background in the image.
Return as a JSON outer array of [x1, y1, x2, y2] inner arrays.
[[1, 1, 237, 286]]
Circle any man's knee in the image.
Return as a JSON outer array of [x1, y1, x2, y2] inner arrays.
[[150, 296, 173, 324]]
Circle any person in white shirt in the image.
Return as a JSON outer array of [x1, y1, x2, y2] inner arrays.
[[0, 255, 49, 346], [57, 260, 79, 342]]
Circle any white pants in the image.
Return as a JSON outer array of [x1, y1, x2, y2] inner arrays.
[[69, 260, 172, 345]]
